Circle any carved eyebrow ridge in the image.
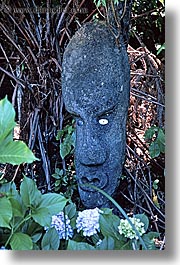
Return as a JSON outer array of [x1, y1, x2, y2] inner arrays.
[[67, 103, 118, 118], [96, 104, 117, 117]]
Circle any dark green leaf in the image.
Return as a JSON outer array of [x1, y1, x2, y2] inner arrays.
[[71, 131, 76, 147], [67, 240, 95, 250], [134, 214, 149, 232], [114, 0, 120, 5], [157, 129, 165, 153], [157, 43, 165, 55], [41, 228, 60, 250], [96, 236, 115, 250], [26, 220, 43, 243], [0, 96, 39, 165], [99, 211, 120, 240], [0, 96, 16, 142], [149, 141, 161, 158], [120, 240, 133, 250], [0, 130, 13, 147], [31, 207, 50, 227], [55, 180, 61, 187], [144, 126, 157, 140], [0, 196, 12, 228], [39, 193, 68, 216], [33, 243, 40, 250], [52, 168, 64, 179], [9, 198, 23, 217], [60, 134, 72, 159], [114, 236, 128, 250], [65, 203, 77, 220], [31, 232, 42, 243], [141, 232, 160, 250], [20, 176, 42, 208], [67, 125, 74, 134], [0, 140, 38, 165], [0, 182, 17, 195], [56, 130, 64, 140], [101, 208, 113, 215], [10, 232, 33, 250], [99, 0, 106, 7]]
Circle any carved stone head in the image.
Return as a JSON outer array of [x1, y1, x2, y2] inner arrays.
[[61, 22, 130, 208]]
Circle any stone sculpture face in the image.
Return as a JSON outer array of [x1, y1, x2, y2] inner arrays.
[[62, 22, 130, 208]]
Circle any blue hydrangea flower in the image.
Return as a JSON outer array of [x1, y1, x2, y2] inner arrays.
[[0, 246, 6, 250], [47, 212, 73, 240], [76, 208, 101, 237]]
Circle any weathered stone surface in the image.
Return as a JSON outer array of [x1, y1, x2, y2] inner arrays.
[[61, 21, 130, 208]]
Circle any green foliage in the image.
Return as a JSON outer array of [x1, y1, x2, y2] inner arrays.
[[144, 126, 165, 158], [93, 0, 107, 8], [96, 236, 115, 250], [0, 176, 68, 250], [0, 96, 38, 165], [0, 196, 12, 229], [93, 0, 123, 8], [67, 210, 159, 251], [41, 228, 60, 250], [52, 168, 67, 192], [67, 240, 95, 250], [141, 232, 160, 250], [99, 208, 121, 240], [156, 42, 165, 55], [153, 179, 159, 190], [20, 175, 42, 208], [53, 122, 77, 198], [60, 134, 72, 159], [135, 214, 149, 232], [56, 123, 75, 160], [10, 232, 33, 250], [0, 176, 159, 250], [52, 166, 77, 198], [131, 0, 165, 56]]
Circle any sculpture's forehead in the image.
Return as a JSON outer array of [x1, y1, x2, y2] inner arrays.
[[61, 22, 129, 114], [62, 55, 125, 114], [63, 75, 122, 115]]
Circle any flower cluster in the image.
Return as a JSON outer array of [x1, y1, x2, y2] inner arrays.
[[0, 246, 6, 250], [76, 207, 101, 237], [118, 217, 146, 240], [48, 212, 73, 240]]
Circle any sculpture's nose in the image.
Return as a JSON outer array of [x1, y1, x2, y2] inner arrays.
[[80, 172, 108, 192], [80, 143, 107, 166], [78, 125, 107, 166]]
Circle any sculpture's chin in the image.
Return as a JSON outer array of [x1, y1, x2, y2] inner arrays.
[[78, 186, 113, 209]]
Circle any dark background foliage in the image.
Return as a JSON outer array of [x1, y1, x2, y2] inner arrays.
[[0, 0, 165, 245]]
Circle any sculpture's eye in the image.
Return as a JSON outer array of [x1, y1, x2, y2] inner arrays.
[[99, 118, 109, 125], [77, 119, 84, 126]]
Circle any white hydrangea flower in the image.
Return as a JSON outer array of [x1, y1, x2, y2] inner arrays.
[[118, 217, 146, 240], [47, 212, 73, 240], [76, 207, 101, 237]]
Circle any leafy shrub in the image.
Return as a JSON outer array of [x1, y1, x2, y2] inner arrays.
[[0, 177, 159, 250], [0, 96, 38, 165], [56, 123, 75, 160], [0, 176, 68, 250], [144, 126, 165, 158]]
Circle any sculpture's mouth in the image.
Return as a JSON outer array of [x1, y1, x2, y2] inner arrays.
[[78, 173, 108, 192]]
